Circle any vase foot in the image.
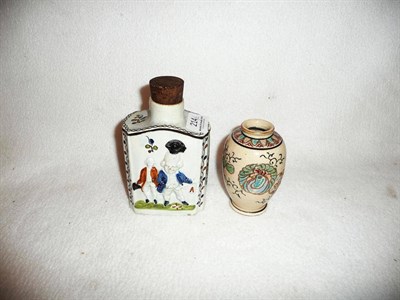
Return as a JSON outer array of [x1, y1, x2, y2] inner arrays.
[[229, 199, 268, 216]]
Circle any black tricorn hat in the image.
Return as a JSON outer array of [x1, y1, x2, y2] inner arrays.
[[165, 140, 186, 154]]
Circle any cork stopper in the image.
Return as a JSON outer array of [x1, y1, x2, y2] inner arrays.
[[149, 76, 184, 105]]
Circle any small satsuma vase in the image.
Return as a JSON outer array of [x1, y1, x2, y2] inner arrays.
[[222, 119, 286, 215]]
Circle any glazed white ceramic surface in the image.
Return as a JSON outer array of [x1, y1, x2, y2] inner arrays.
[[123, 100, 210, 215]]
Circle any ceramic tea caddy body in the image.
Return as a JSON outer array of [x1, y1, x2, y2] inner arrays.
[[222, 119, 286, 215], [122, 76, 210, 215]]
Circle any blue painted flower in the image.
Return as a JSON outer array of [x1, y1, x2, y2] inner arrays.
[[146, 136, 154, 145]]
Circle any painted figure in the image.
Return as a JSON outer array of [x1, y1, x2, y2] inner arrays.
[[157, 140, 193, 206], [133, 157, 159, 204]]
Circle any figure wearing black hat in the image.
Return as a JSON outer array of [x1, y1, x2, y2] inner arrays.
[[157, 140, 193, 206]]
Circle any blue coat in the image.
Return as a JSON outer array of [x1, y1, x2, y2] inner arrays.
[[157, 170, 192, 193]]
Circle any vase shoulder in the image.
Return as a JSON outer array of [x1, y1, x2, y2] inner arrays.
[[123, 109, 210, 138]]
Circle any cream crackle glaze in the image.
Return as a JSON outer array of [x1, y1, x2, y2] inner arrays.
[[122, 76, 210, 215], [222, 119, 286, 215]]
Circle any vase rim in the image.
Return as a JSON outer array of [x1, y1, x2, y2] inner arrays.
[[241, 119, 275, 139]]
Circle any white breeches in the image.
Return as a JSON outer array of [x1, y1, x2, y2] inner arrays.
[[162, 186, 184, 201], [143, 183, 157, 200]]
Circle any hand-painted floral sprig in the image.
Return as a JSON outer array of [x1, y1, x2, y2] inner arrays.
[[222, 145, 241, 174], [260, 152, 285, 167], [145, 136, 158, 153], [225, 178, 246, 198], [131, 114, 146, 124]]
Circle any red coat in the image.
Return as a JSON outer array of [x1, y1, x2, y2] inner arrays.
[[137, 167, 158, 187]]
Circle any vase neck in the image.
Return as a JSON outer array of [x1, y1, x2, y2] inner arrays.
[[149, 97, 185, 127], [241, 119, 275, 139]]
